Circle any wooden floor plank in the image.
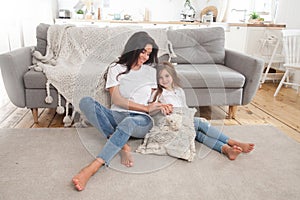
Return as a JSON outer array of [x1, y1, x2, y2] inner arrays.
[[254, 83, 300, 132], [0, 102, 18, 124], [248, 103, 300, 142], [0, 107, 30, 128], [49, 113, 65, 128], [14, 109, 36, 128], [32, 108, 56, 128]]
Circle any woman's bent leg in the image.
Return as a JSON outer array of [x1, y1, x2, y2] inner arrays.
[[97, 113, 153, 165], [72, 158, 104, 191], [79, 97, 117, 138]]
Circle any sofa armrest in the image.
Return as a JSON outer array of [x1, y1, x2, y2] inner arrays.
[[224, 49, 264, 105], [0, 47, 33, 107]]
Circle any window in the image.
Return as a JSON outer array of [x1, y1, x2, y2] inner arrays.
[[228, 0, 277, 23]]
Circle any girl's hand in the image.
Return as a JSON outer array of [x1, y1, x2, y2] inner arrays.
[[161, 104, 173, 115]]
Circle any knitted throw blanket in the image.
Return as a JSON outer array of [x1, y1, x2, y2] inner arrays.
[[136, 107, 197, 162], [31, 24, 170, 126]]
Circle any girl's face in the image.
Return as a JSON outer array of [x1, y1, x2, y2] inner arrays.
[[158, 69, 173, 90], [137, 44, 152, 66]]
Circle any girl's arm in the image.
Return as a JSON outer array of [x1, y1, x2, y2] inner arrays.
[[109, 86, 163, 113], [149, 89, 173, 115]]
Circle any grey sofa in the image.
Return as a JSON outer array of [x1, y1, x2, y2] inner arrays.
[[0, 24, 264, 123]]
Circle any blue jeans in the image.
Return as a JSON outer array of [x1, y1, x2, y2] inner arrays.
[[194, 117, 229, 153], [79, 97, 153, 165]]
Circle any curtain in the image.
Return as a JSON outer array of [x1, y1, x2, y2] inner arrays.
[[0, 0, 55, 54]]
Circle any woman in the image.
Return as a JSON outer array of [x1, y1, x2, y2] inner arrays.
[[153, 61, 255, 160], [72, 32, 172, 191]]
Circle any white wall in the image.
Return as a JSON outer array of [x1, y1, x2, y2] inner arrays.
[[0, 0, 56, 54], [276, 0, 300, 28]]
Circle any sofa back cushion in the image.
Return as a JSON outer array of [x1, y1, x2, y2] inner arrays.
[[167, 27, 225, 64], [36, 23, 50, 56]]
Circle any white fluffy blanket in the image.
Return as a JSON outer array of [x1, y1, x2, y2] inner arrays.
[[136, 107, 197, 162], [31, 24, 171, 126]]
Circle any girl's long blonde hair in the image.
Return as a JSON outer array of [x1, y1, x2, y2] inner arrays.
[[152, 61, 181, 102]]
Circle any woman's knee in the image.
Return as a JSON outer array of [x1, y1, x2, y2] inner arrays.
[[118, 115, 152, 137], [127, 115, 152, 126], [79, 97, 94, 112]]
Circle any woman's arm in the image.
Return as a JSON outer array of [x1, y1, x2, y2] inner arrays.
[[109, 86, 163, 113]]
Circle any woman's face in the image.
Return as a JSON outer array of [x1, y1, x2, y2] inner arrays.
[[136, 44, 153, 66], [158, 69, 173, 90]]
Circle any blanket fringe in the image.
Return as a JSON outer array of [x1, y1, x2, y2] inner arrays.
[[62, 101, 77, 127], [45, 80, 53, 104], [56, 93, 65, 114]]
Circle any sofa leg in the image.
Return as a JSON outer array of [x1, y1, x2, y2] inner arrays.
[[228, 105, 237, 119], [31, 108, 38, 123]]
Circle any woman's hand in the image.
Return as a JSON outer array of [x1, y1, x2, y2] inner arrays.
[[147, 102, 164, 114], [160, 104, 173, 115]]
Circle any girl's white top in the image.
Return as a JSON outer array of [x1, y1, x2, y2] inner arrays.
[[158, 87, 188, 108]]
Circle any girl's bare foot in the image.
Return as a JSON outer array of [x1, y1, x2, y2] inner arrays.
[[72, 158, 104, 191], [222, 145, 242, 160], [120, 144, 134, 167], [228, 139, 255, 153]]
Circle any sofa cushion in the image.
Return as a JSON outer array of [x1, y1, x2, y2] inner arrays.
[[167, 27, 225, 64], [24, 69, 54, 89], [36, 23, 50, 56], [175, 64, 245, 88]]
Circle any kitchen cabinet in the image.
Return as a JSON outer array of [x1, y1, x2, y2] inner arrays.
[[225, 26, 247, 53]]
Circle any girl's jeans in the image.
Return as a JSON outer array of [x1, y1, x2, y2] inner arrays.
[[79, 97, 153, 165], [193, 117, 229, 153]]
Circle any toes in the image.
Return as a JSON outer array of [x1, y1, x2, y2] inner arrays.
[[125, 161, 133, 167], [75, 184, 83, 191], [233, 145, 243, 152], [72, 178, 79, 185], [72, 178, 83, 191], [245, 144, 255, 153], [129, 161, 134, 167]]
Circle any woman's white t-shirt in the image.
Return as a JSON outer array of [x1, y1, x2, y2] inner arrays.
[[105, 63, 157, 112], [158, 87, 188, 108]]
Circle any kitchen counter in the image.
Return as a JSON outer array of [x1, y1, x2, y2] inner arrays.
[[227, 22, 286, 28], [55, 19, 286, 28]]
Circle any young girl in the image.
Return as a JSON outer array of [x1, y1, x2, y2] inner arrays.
[[154, 61, 255, 160]]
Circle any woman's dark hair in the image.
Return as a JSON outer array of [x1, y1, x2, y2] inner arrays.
[[115, 31, 159, 78]]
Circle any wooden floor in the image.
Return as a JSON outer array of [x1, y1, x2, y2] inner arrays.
[[0, 80, 299, 142]]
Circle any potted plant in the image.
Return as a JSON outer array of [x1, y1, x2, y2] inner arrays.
[[248, 11, 264, 24], [76, 9, 84, 19]]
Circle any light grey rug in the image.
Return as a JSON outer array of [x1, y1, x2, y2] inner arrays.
[[0, 125, 299, 200]]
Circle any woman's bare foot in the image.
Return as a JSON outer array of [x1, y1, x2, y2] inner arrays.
[[120, 144, 134, 167], [72, 158, 104, 191], [222, 145, 242, 160], [228, 139, 255, 153]]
